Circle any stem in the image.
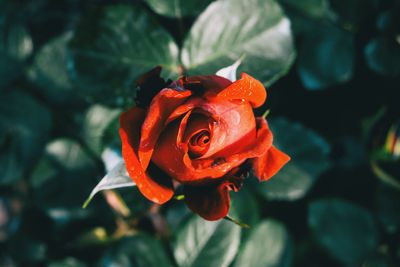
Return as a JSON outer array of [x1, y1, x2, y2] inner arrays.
[[371, 160, 400, 190], [262, 109, 270, 118], [174, 194, 185, 200], [224, 215, 250, 228]]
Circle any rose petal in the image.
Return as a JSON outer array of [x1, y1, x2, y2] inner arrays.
[[185, 75, 232, 92], [199, 99, 256, 159], [251, 146, 291, 182], [181, 117, 273, 182], [184, 178, 239, 221], [120, 107, 174, 204], [204, 73, 267, 108], [139, 88, 192, 170], [152, 115, 273, 184]]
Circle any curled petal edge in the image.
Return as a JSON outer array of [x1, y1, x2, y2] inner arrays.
[[184, 176, 241, 221], [119, 107, 174, 204], [251, 145, 290, 182], [204, 73, 267, 108], [138, 88, 192, 170]]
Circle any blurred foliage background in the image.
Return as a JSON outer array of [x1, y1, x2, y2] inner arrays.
[[1, 0, 400, 266]]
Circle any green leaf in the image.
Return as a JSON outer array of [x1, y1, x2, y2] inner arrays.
[[279, 0, 331, 19], [31, 138, 98, 214], [82, 104, 122, 156], [99, 235, 173, 267], [234, 219, 293, 267], [0, 90, 51, 185], [375, 184, 400, 234], [48, 257, 87, 267], [27, 32, 81, 106], [297, 23, 355, 90], [228, 185, 260, 228], [308, 198, 379, 266], [329, 0, 377, 30], [83, 160, 135, 208], [376, 10, 400, 35], [0, 24, 33, 88], [216, 55, 244, 82], [68, 5, 180, 106], [173, 215, 241, 267], [46, 138, 95, 170], [256, 118, 331, 201], [365, 37, 400, 76], [181, 0, 295, 86], [143, 0, 213, 18], [278, 0, 333, 35], [363, 252, 393, 267], [1, 24, 32, 61], [165, 200, 192, 233]]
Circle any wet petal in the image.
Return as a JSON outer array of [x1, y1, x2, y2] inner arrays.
[[153, 115, 273, 184], [139, 88, 192, 170], [119, 107, 174, 204], [199, 99, 256, 159], [204, 73, 267, 108]]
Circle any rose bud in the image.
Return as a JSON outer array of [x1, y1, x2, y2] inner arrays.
[[119, 69, 290, 221]]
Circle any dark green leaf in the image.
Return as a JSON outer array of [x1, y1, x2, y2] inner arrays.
[[82, 104, 122, 156], [376, 9, 400, 35], [278, 0, 333, 35], [228, 185, 260, 227], [308, 198, 379, 266], [45, 138, 95, 170], [143, 0, 213, 18], [0, 90, 51, 185], [365, 37, 400, 76], [234, 219, 293, 267], [0, 24, 33, 88], [10, 239, 47, 262], [375, 183, 400, 234], [48, 257, 87, 267], [1, 24, 32, 61], [181, 0, 295, 86], [329, 0, 377, 30], [363, 252, 392, 267], [68, 5, 180, 106], [29, 156, 58, 189], [173, 215, 241, 267], [297, 23, 355, 90], [30, 138, 98, 216], [99, 235, 173, 267], [256, 118, 331, 201], [165, 200, 192, 233], [279, 0, 331, 19], [27, 32, 82, 107]]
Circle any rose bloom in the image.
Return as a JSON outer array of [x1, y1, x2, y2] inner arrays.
[[119, 69, 290, 220]]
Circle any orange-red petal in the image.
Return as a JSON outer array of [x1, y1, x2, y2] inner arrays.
[[185, 75, 232, 92], [138, 88, 192, 170], [152, 115, 273, 184], [184, 181, 232, 221], [119, 107, 174, 204], [204, 73, 267, 108], [252, 146, 290, 181]]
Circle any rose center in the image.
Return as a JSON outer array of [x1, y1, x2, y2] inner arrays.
[[188, 130, 211, 158], [190, 130, 210, 147]]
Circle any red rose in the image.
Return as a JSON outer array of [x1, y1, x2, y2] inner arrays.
[[119, 70, 290, 220]]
